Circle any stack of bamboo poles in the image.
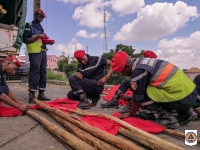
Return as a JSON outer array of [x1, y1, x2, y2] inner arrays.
[[26, 98, 190, 150]]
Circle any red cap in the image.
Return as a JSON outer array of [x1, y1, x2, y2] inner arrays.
[[144, 50, 157, 58], [74, 50, 85, 59], [111, 51, 128, 73], [35, 8, 46, 18], [6, 56, 21, 67]]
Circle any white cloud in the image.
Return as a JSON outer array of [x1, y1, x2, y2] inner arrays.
[[52, 38, 84, 56], [56, 0, 93, 4], [111, 0, 145, 16], [113, 1, 199, 42], [76, 30, 99, 38], [156, 31, 200, 69], [72, 0, 111, 28]]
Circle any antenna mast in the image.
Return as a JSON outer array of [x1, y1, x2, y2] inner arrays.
[[103, 10, 107, 53]]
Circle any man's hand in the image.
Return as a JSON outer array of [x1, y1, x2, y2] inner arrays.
[[117, 113, 129, 119], [97, 76, 108, 86], [75, 72, 83, 79], [38, 34, 46, 38], [17, 104, 29, 112]]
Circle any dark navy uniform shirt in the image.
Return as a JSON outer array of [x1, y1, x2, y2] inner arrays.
[[77, 55, 107, 81], [0, 64, 9, 95], [130, 69, 152, 102], [23, 20, 46, 49]]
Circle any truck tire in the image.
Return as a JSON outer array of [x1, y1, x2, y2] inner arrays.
[[21, 76, 28, 83]]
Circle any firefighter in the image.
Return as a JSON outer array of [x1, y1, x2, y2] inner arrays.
[[23, 8, 52, 103], [67, 50, 113, 109], [0, 56, 29, 112], [110, 51, 199, 129]]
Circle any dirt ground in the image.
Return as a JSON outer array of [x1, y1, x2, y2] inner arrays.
[[0, 82, 200, 150]]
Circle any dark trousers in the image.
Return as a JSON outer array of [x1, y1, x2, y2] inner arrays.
[[28, 51, 47, 92], [67, 76, 104, 100]]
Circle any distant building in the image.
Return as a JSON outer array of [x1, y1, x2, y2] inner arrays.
[[68, 56, 76, 64], [47, 55, 60, 71], [184, 67, 200, 81]]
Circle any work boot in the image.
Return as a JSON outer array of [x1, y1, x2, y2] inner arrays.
[[134, 109, 156, 121], [156, 106, 179, 129], [101, 90, 122, 109], [38, 91, 51, 101], [78, 93, 91, 109], [177, 108, 198, 126], [29, 91, 36, 103], [101, 98, 119, 108], [118, 102, 132, 113], [92, 95, 100, 106]]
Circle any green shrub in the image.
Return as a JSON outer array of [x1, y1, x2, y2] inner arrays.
[[47, 69, 68, 81]]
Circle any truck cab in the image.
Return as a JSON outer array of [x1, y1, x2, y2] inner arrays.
[[0, 0, 27, 59]]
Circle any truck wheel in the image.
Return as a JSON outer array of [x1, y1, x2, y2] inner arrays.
[[21, 76, 28, 83]]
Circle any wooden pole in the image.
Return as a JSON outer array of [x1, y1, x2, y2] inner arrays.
[[26, 110, 94, 150], [50, 113, 118, 150], [33, 98, 143, 150], [61, 107, 185, 150], [164, 128, 200, 144], [196, 107, 200, 117]]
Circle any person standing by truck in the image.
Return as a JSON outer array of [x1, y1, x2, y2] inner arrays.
[[23, 8, 51, 103]]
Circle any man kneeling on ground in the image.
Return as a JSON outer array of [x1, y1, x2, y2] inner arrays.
[[109, 51, 199, 129], [0, 56, 29, 112], [67, 50, 113, 109]]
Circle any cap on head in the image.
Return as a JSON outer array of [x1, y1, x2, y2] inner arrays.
[[111, 51, 128, 72], [35, 8, 46, 18], [6, 56, 21, 67], [144, 50, 157, 58], [74, 50, 85, 59]]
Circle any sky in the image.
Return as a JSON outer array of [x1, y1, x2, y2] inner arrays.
[[20, 0, 200, 69]]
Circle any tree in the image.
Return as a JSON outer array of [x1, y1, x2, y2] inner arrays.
[[102, 44, 144, 85], [57, 57, 68, 71], [63, 61, 79, 78]]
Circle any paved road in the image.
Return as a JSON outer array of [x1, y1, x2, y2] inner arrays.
[[0, 83, 200, 150]]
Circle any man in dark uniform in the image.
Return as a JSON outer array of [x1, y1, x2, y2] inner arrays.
[[101, 50, 158, 114], [67, 50, 113, 109], [0, 56, 29, 112], [23, 8, 52, 103], [110, 51, 199, 129]]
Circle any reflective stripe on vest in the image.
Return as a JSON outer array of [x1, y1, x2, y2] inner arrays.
[[27, 36, 42, 54], [150, 61, 178, 88], [147, 69, 195, 102]]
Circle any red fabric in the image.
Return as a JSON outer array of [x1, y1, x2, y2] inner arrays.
[[144, 50, 157, 58], [42, 37, 55, 44], [103, 84, 132, 106], [35, 8, 46, 18], [80, 112, 165, 135], [0, 101, 23, 117], [111, 51, 128, 72], [74, 50, 85, 59], [6, 56, 21, 67], [30, 98, 79, 114]]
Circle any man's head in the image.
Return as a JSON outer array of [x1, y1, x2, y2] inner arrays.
[[34, 8, 46, 24], [111, 51, 133, 76], [2, 56, 21, 76], [143, 50, 157, 58], [74, 50, 88, 65]]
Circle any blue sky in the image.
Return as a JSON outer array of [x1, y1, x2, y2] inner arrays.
[[21, 0, 200, 69]]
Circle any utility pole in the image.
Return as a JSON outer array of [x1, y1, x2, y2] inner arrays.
[[103, 10, 108, 53], [86, 46, 88, 53], [75, 43, 77, 52]]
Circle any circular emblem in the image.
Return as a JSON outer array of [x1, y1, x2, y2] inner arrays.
[[185, 132, 197, 143], [131, 82, 137, 90]]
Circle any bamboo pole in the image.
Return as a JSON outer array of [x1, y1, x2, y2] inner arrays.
[[26, 110, 94, 150], [34, 98, 143, 150], [61, 107, 185, 150], [50, 113, 119, 150], [196, 107, 200, 117]]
